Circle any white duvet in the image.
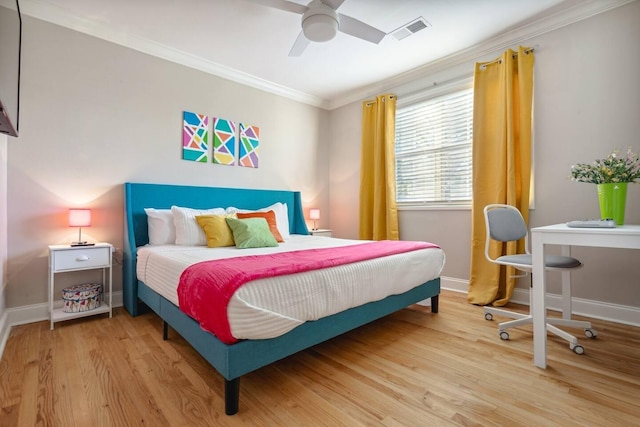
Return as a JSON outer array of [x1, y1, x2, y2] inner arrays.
[[137, 235, 445, 340]]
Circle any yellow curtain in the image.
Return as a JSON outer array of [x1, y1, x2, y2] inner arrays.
[[468, 46, 534, 306], [359, 94, 399, 241]]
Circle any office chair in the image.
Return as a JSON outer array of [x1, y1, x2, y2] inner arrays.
[[482, 204, 597, 354]]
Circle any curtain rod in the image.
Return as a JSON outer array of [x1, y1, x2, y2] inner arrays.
[[479, 45, 539, 70], [401, 44, 541, 100], [364, 94, 396, 107]]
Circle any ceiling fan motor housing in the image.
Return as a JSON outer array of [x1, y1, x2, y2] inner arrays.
[[302, 3, 339, 42]]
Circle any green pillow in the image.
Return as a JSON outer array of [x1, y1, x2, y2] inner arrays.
[[225, 217, 279, 249]]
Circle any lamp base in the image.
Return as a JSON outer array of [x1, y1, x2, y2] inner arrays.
[[71, 242, 95, 247]]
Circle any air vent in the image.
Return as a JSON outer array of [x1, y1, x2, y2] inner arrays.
[[391, 17, 431, 41]]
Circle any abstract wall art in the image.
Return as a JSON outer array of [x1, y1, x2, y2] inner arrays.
[[212, 117, 237, 165], [239, 122, 260, 168], [182, 111, 209, 162]]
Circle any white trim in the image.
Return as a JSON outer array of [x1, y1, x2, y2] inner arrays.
[[440, 276, 470, 293], [0, 0, 633, 110], [0, 282, 637, 361], [395, 75, 474, 107], [440, 276, 640, 327], [0, 310, 9, 362], [510, 287, 640, 327], [0, 291, 123, 361], [327, 0, 636, 109], [1, 0, 327, 109], [397, 204, 471, 211]]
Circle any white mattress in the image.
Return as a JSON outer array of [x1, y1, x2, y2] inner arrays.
[[137, 235, 445, 340]]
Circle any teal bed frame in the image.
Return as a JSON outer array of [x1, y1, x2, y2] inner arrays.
[[123, 182, 441, 415]]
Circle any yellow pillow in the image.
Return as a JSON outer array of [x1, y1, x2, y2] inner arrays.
[[196, 214, 237, 248]]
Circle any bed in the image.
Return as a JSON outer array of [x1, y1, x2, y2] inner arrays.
[[123, 182, 443, 415]]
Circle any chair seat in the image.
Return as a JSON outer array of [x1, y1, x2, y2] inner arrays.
[[496, 254, 582, 269]]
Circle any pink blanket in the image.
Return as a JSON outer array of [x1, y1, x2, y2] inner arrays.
[[177, 240, 440, 344]]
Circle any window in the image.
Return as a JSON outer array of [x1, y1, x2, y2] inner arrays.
[[395, 88, 473, 207]]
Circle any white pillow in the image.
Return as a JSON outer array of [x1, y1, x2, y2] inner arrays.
[[172, 206, 226, 245], [226, 202, 290, 240], [144, 208, 175, 246]]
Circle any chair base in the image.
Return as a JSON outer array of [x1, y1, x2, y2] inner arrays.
[[483, 306, 597, 354]]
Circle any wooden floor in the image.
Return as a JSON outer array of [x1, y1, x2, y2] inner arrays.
[[1, 290, 638, 426]]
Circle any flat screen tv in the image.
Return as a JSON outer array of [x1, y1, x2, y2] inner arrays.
[[0, 1, 22, 137]]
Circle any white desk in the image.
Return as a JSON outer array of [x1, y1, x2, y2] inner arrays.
[[530, 224, 640, 368]]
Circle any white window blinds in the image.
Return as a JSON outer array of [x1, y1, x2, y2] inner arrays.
[[395, 88, 473, 206]]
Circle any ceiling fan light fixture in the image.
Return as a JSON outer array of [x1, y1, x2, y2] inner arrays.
[[302, 8, 339, 42]]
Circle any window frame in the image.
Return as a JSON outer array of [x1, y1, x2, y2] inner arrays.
[[395, 77, 474, 210]]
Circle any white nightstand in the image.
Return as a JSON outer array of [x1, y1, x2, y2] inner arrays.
[[48, 243, 113, 330], [309, 229, 332, 237]]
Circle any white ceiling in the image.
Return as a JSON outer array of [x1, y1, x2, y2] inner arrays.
[[8, 0, 633, 108]]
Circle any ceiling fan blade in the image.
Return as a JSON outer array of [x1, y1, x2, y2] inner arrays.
[[288, 31, 311, 57], [320, 0, 346, 10], [338, 14, 386, 44], [246, 0, 308, 15]]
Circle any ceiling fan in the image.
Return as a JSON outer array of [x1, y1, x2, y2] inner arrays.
[[248, 0, 386, 56]]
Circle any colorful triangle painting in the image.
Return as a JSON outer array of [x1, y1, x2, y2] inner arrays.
[[239, 122, 259, 168], [213, 117, 237, 166], [182, 111, 209, 163]]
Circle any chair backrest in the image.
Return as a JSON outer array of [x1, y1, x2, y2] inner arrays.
[[484, 204, 528, 243], [483, 204, 529, 267], [483, 204, 582, 273]]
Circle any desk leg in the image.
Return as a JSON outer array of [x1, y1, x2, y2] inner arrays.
[[560, 246, 572, 320], [531, 231, 547, 368]]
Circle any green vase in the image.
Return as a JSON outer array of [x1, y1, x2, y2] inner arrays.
[[597, 182, 628, 225]]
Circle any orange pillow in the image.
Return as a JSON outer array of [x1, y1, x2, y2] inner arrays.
[[236, 210, 284, 242]]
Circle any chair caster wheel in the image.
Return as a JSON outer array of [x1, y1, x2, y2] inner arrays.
[[571, 344, 585, 355], [499, 331, 509, 340], [584, 328, 598, 338], [484, 312, 493, 321]]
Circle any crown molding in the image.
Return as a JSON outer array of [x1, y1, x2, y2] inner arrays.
[[2, 0, 635, 111], [327, 0, 637, 110], [3, 0, 329, 109]]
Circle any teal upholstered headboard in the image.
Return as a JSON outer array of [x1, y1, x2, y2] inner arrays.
[[123, 182, 309, 315]]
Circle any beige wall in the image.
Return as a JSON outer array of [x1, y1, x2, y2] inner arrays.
[[4, 2, 640, 313], [329, 1, 640, 306], [1, 134, 7, 319], [6, 17, 330, 308]]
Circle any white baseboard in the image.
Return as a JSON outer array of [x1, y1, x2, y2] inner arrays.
[[0, 310, 9, 363], [2, 280, 638, 361], [0, 292, 124, 361], [440, 276, 470, 294], [440, 275, 640, 327]]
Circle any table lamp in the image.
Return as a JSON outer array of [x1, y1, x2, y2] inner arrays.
[[309, 208, 320, 230], [68, 208, 94, 246]]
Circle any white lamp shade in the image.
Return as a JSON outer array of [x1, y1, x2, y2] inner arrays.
[[309, 209, 320, 220], [69, 209, 92, 227]]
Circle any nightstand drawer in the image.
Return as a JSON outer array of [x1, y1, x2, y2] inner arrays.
[[53, 247, 110, 271], [310, 229, 332, 237]]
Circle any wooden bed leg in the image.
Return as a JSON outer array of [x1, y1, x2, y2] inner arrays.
[[225, 378, 240, 415], [163, 321, 169, 340], [431, 295, 439, 313]]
